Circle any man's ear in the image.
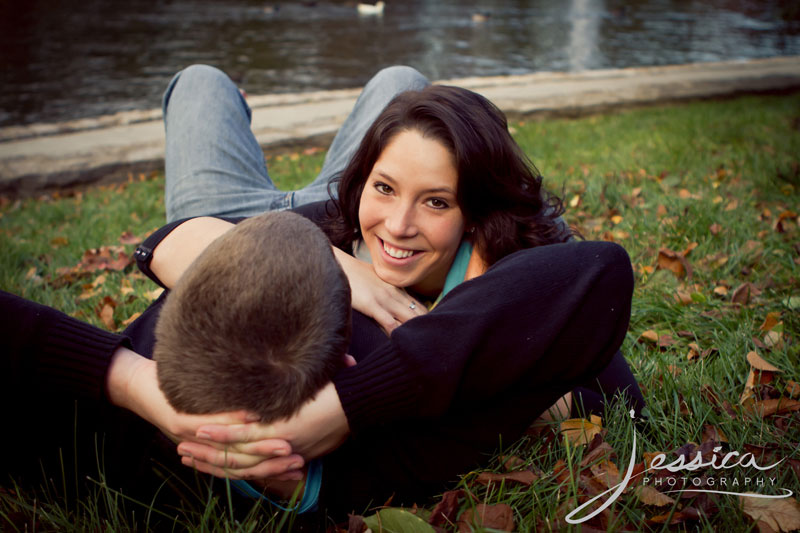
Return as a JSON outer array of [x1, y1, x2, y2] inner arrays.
[[343, 354, 357, 368]]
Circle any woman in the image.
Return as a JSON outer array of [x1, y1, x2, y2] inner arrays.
[[130, 64, 644, 513], [1, 65, 643, 519]]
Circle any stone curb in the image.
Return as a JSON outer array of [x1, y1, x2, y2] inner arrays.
[[1, 56, 799, 196]]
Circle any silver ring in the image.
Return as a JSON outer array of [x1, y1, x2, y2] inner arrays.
[[409, 302, 417, 310]]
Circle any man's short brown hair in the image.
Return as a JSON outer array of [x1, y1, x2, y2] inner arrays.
[[154, 211, 351, 422]]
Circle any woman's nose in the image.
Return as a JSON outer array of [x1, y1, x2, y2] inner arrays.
[[385, 203, 417, 238]]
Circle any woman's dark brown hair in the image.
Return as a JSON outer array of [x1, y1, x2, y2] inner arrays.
[[327, 84, 571, 267]]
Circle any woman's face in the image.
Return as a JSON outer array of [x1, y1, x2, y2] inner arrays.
[[358, 129, 465, 297]]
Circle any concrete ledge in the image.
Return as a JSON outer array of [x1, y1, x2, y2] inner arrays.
[[1, 56, 799, 196]]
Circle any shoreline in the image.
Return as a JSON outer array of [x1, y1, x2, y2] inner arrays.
[[1, 56, 799, 197]]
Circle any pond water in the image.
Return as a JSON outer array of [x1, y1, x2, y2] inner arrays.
[[1, 0, 798, 127]]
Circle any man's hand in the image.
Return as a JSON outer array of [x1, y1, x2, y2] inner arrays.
[[177, 381, 349, 480], [106, 346, 304, 479]]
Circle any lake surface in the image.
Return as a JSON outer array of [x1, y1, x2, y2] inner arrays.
[[1, 0, 799, 127]]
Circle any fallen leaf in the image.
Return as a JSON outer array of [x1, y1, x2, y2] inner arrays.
[[560, 415, 603, 447], [474, 470, 537, 487], [760, 312, 782, 332], [98, 304, 115, 330], [590, 460, 620, 489], [348, 513, 367, 533], [786, 381, 800, 399], [144, 288, 165, 301], [732, 282, 759, 305], [763, 331, 784, 350], [119, 231, 142, 245], [747, 351, 783, 373], [649, 507, 702, 525], [714, 285, 729, 296], [457, 504, 514, 532], [639, 330, 659, 343], [746, 398, 800, 418], [121, 312, 142, 327], [682, 242, 699, 256], [725, 199, 739, 211], [701, 424, 728, 443], [635, 485, 675, 507], [50, 236, 68, 247], [740, 494, 800, 532], [709, 223, 722, 235], [657, 248, 692, 278], [674, 290, 693, 305], [429, 490, 464, 527]]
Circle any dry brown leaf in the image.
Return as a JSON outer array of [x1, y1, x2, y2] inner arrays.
[[732, 282, 760, 305], [747, 351, 783, 373], [501, 455, 526, 471], [144, 288, 165, 301], [682, 242, 699, 256], [666, 364, 682, 377], [747, 398, 800, 418], [430, 490, 464, 527], [121, 312, 142, 327], [639, 330, 659, 343], [674, 290, 693, 305], [51, 236, 68, 247], [714, 285, 729, 296], [657, 248, 692, 278], [119, 231, 142, 245], [763, 331, 784, 350], [725, 199, 739, 211], [457, 503, 514, 532], [560, 415, 603, 447], [590, 460, 620, 489], [643, 452, 669, 469], [786, 381, 800, 399], [701, 424, 728, 443], [474, 470, 538, 487], [740, 494, 800, 532], [709, 223, 722, 235], [635, 485, 676, 507], [760, 312, 782, 332], [99, 304, 115, 330]]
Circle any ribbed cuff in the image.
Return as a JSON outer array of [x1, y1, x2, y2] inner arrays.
[[33, 313, 128, 402], [333, 343, 422, 432]]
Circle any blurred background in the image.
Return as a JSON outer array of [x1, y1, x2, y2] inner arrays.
[[1, 0, 798, 127]]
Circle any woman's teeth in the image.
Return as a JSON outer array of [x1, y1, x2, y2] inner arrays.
[[383, 241, 415, 259]]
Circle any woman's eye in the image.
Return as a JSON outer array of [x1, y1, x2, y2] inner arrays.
[[374, 182, 393, 194], [427, 198, 449, 209]]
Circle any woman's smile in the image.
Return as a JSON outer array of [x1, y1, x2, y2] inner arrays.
[[358, 129, 465, 297]]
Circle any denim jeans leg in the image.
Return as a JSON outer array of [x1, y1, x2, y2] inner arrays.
[[291, 66, 431, 207], [163, 64, 291, 222]]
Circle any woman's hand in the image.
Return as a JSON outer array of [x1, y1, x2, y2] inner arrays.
[[106, 346, 303, 478], [333, 247, 426, 334], [176, 381, 350, 480]]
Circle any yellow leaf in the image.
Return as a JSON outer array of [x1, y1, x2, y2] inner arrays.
[[559, 415, 602, 447], [610, 215, 623, 225], [639, 330, 659, 343], [635, 485, 676, 507], [747, 351, 783, 373], [569, 195, 581, 208], [121, 312, 142, 326], [740, 494, 800, 532], [144, 288, 165, 301], [759, 312, 781, 332], [714, 286, 729, 296]]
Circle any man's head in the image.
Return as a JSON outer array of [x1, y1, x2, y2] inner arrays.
[[154, 211, 351, 422]]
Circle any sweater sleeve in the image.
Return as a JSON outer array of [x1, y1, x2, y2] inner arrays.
[[333, 240, 634, 433], [1, 290, 129, 402]]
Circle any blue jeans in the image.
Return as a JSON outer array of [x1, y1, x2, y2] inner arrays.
[[162, 65, 430, 222]]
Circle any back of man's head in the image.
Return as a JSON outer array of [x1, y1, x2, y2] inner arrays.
[[154, 211, 351, 422]]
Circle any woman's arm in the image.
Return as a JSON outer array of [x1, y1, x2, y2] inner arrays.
[[142, 215, 425, 328], [148, 217, 235, 289]]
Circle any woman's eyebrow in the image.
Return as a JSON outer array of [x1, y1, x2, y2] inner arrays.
[[375, 171, 456, 196]]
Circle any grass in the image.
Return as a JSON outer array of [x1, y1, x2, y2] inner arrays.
[[1, 92, 799, 531]]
